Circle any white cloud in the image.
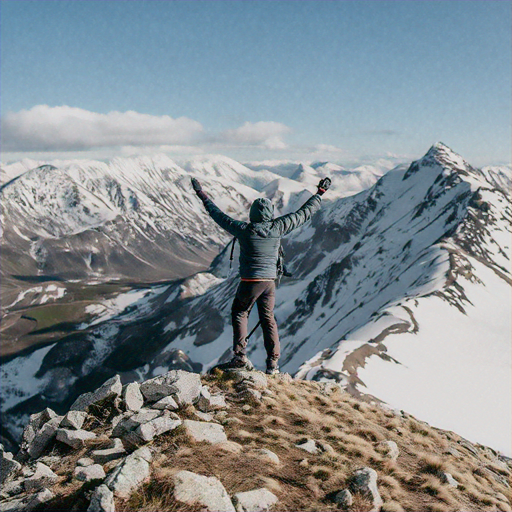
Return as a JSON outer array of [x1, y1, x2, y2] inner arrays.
[[219, 121, 291, 149], [1, 105, 204, 152]]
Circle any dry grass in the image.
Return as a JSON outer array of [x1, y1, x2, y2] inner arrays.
[[36, 375, 512, 512]]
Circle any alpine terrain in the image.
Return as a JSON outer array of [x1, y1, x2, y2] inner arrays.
[[1, 143, 510, 466]]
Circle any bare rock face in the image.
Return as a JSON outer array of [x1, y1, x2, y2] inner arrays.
[[70, 375, 122, 412], [92, 439, 126, 464], [350, 467, 382, 512], [103, 446, 153, 499], [183, 420, 228, 445], [56, 428, 97, 449], [151, 396, 179, 411], [87, 484, 115, 512], [334, 489, 353, 508], [140, 370, 201, 405], [24, 462, 58, 492], [172, 470, 235, 512], [122, 383, 144, 412], [23, 416, 63, 460], [232, 488, 278, 512], [0, 447, 21, 484], [60, 411, 87, 430], [377, 440, 399, 461], [74, 464, 106, 483]]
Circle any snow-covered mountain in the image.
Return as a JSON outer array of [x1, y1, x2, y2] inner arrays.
[[1, 144, 510, 457]]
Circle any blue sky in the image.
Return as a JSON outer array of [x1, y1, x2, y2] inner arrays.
[[1, 0, 510, 166]]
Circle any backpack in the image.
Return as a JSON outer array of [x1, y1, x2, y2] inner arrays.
[[229, 238, 292, 282]]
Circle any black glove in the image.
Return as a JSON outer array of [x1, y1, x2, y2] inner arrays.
[[191, 178, 208, 201], [317, 177, 331, 195]]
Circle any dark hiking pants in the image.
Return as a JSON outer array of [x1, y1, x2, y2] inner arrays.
[[231, 280, 280, 367]]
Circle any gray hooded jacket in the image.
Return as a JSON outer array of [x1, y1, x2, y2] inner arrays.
[[202, 193, 322, 279]]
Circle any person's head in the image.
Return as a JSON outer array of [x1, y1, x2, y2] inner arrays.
[[249, 197, 274, 222]]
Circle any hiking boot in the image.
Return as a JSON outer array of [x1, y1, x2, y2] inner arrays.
[[213, 357, 254, 372], [266, 366, 280, 375]]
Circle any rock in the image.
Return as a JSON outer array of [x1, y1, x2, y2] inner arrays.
[[248, 448, 280, 465], [56, 428, 97, 449], [197, 388, 228, 412], [224, 417, 244, 426], [317, 440, 335, 455], [24, 462, 58, 492], [440, 472, 459, 488], [232, 371, 268, 390], [1, 448, 21, 484], [350, 467, 382, 512], [92, 439, 127, 464], [77, 457, 95, 467], [233, 488, 278, 512], [151, 396, 179, 411], [295, 439, 319, 454], [378, 440, 399, 461], [111, 409, 162, 437], [0, 479, 24, 499], [140, 370, 201, 405], [60, 410, 88, 430], [214, 441, 244, 454], [458, 439, 479, 456], [21, 409, 57, 446], [216, 411, 229, 421], [104, 446, 152, 498], [194, 411, 214, 422], [70, 375, 122, 412], [74, 464, 106, 483], [111, 411, 134, 431], [318, 382, 343, 395], [443, 445, 461, 458], [87, 484, 115, 512], [26, 416, 63, 459], [334, 489, 353, 508], [183, 420, 228, 445], [122, 382, 144, 412], [241, 405, 251, 413], [135, 415, 182, 442], [239, 389, 262, 403], [173, 470, 235, 512], [38, 455, 61, 468]]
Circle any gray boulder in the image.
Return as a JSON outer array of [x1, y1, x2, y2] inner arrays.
[[26, 416, 63, 459], [0, 479, 24, 499], [111, 409, 161, 437], [24, 462, 58, 492], [135, 415, 182, 442], [60, 411, 87, 430], [151, 395, 178, 410], [92, 439, 126, 464], [378, 440, 399, 461], [173, 470, 235, 512], [122, 383, 144, 412], [87, 484, 115, 512], [232, 488, 278, 512], [334, 489, 353, 508], [248, 449, 280, 465], [350, 467, 382, 512], [104, 446, 152, 498], [1, 448, 21, 484], [140, 370, 201, 405], [56, 428, 97, 449], [183, 420, 228, 445], [232, 371, 268, 389], [194, 411, 214, 422], [0, 488, 54, 512], [21, 409, 57, 447], [77, 457, 95, 467], [295, 439, 319, 454], [74, 464, 106, 483], [70, 375, 122, 412], [440, 472, 460, 488]]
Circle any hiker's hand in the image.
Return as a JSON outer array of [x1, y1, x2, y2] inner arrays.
[[191, 178, 202, 193], [317, 177, 331, 195], [191, 178, 208, 201]]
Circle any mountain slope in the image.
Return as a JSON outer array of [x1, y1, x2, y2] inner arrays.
[[1, 144, 510, 459]]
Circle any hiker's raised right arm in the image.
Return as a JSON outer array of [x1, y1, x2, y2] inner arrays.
[[191, 178, 245, 237], [273, 178, 331, 237]]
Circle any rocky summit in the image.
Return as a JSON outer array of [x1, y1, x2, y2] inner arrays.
[[0, 369, 510, 512]]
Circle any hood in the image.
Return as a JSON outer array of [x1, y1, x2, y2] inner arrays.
[[249, 197, 274, 223]]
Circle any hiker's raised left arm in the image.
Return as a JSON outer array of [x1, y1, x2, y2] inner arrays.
[[273, 178, 330, 237], [191, 178, 245, 237]]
